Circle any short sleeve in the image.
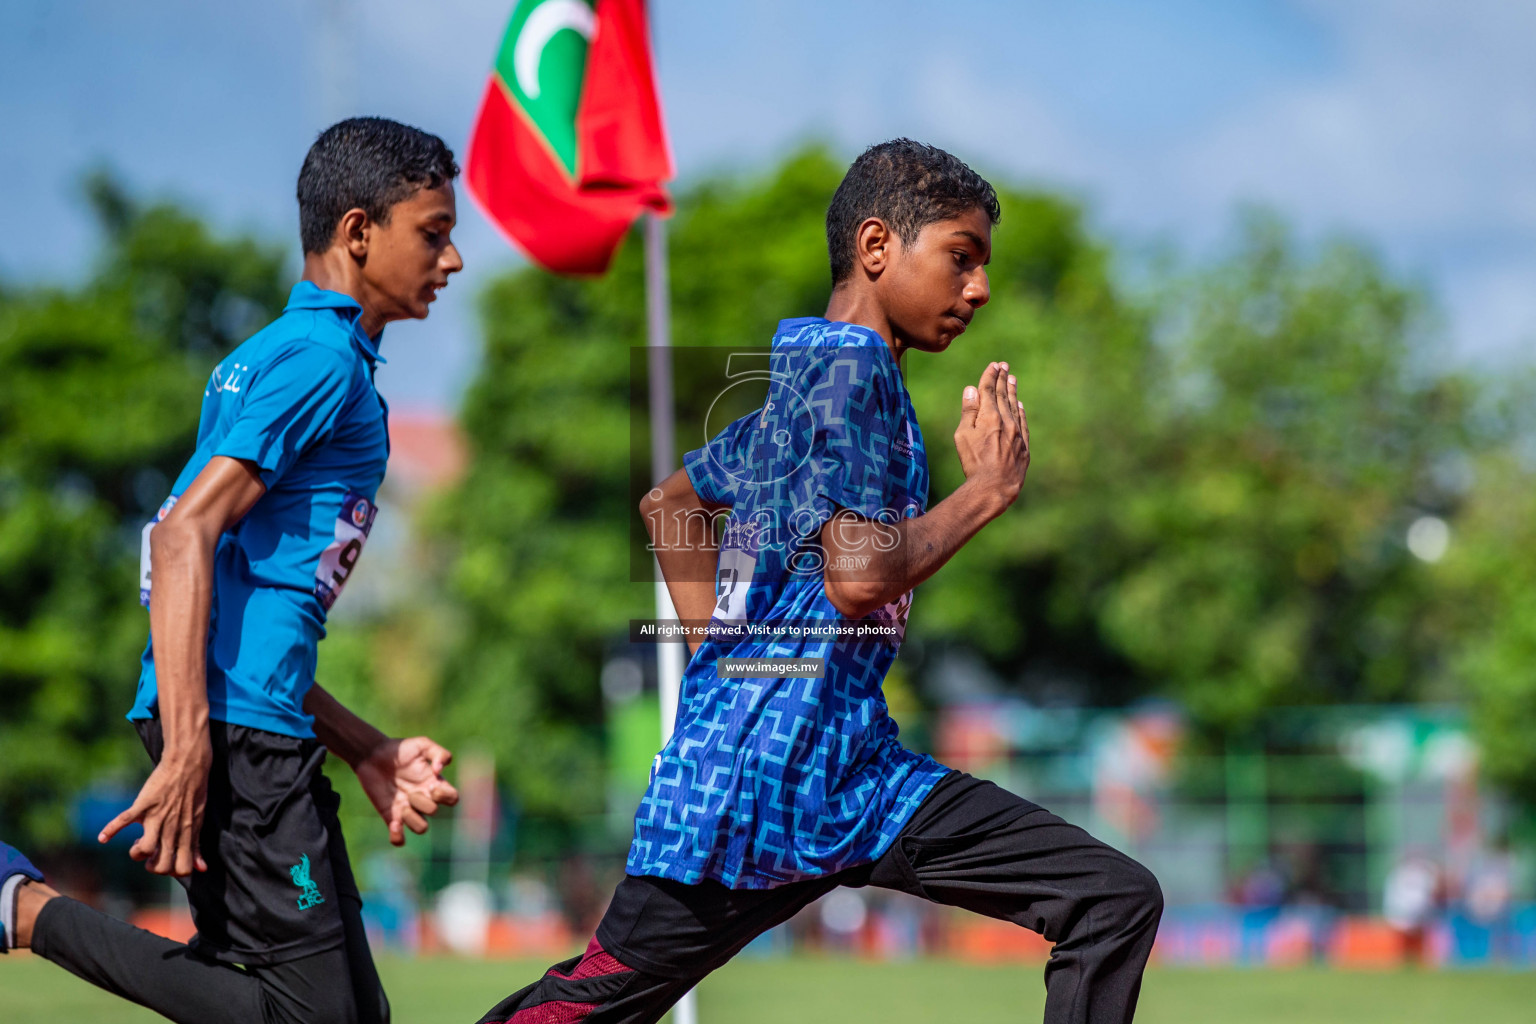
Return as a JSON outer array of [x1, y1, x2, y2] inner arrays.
[[683, 412, 752, 507], [214, 344, 352, 488], [806, 347, 898, 518]]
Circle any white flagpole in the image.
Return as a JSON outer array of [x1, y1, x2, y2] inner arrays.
[[644, 212, 699, 1024], [645, 212, 687, 745]]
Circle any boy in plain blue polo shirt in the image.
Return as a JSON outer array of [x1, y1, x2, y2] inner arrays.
[[2, 117, 463, 1024], [130, 279, 393, 738]]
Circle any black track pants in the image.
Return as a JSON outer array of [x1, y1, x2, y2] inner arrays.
[[477, 771, 1163, 1024], [29, 719, 388, 1024], [32, 890, 386, 1024]]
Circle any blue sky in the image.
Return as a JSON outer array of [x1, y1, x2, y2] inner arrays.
[[3, 0, 1532, 411]]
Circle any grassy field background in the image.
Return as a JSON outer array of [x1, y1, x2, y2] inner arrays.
[[3, 953, 1534, 1022]]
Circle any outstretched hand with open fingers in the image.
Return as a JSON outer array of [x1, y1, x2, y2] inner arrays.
[[953, 361, 1031, 515]]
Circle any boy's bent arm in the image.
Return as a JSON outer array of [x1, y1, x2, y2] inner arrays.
[[823, 481, 1005, 619], [304, 683, 388, 767], [100, 456, 267, 875], [304, 684, 459, 846], [824, 362, 1028, 619], [642, 467, 728, 654]]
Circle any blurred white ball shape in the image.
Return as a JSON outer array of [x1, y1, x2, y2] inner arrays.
[[436, 880, 493, 955], [1406, 516, 1449, 563], [819, 889, 868, 934]]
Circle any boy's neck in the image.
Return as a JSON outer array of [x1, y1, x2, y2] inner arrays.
[[302, 249, 386, 338], [824, 284, 902, 364]]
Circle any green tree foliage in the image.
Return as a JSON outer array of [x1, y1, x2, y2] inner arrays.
[[1439, 383, 1536, 804], [1092, 218, 1471, 730], [919, 213, 1473, 731], [0, 176, 287, 845]]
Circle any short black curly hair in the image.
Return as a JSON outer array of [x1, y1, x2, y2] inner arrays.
[[825, 139, 1000, 285], [297, 117, 459, 255]]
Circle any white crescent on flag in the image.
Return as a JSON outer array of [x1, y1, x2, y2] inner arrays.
[[515, 0, 598, 100]]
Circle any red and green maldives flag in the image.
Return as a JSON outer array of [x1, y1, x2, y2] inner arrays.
[[467, 0, 673, 275]]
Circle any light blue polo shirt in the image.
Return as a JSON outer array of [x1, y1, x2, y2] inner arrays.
[[130, 282, 390, 738]]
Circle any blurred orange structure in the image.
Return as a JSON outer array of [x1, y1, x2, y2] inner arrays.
[[130, 908, 195, 944]]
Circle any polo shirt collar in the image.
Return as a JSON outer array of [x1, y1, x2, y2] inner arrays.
[[284, 281, 387, 366]]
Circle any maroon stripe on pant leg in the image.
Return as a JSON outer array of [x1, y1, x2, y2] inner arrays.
[[550, 937, 630, 981], [493, 939, 639, 1022]]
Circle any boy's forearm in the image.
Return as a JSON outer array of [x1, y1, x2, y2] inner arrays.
[[825, 479, 1004, 618], [147, 522, 214, 760], [304, 683, 387, 768], [643, 468, 727, 653], [656, 537, 721, 619], [899, 476, 1005, 576], [652, 507, 723, 654], [661, 570, 719, 658], [144, 456, 271, 759]]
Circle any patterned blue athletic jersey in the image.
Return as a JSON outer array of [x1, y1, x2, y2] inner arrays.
[[627, 318, 951, 889]]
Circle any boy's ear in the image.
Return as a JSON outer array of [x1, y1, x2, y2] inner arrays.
[[854, 217, 894, 278], [337, 207, 370, 260]]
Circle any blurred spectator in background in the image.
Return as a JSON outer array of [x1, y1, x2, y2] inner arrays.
[[1285, 844, 1343, 964], [1384, 853, 1444, 966], [1234, 861, 1288, 964], [1461, 838, 1515, 962]]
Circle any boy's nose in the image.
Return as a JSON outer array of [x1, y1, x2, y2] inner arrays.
[[965, 269, 990, 308]]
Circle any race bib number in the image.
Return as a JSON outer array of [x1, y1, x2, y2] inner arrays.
[[139, 496, 179, 607], [712, 519, 761, 623], [315, 491, 377, 611]]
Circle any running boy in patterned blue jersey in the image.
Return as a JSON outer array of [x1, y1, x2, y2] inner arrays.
[[1, 118, 463, 1024], [479, 141, 1163, 1024]]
